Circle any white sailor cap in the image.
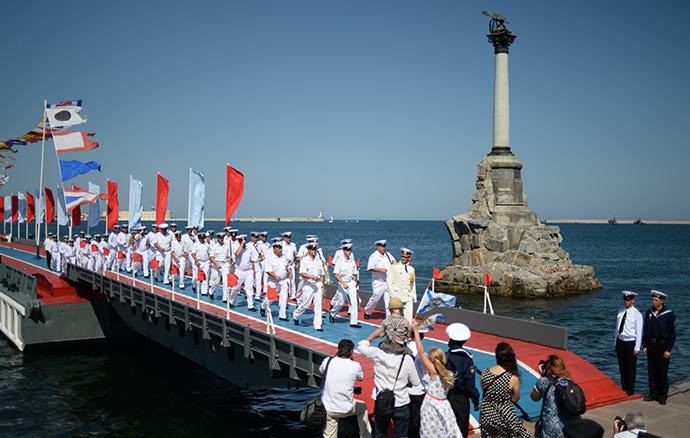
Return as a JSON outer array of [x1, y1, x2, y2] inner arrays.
[[281, 231, 292, 237], [152, 223, 159, 228], [94, 234, 101, 238], [170, 223, 178, 228], [113, 224, 120, 228], [375, 239, 386, 246], [174, 230, 181, 235], [205, 231, 212, 237], [121, 224, 129, 228], [68, 238, 74, 243], [85, 234, 92, 239], [215, 232, 225, 238], [271, 237, 282, 243], [185, 225, 193, 230], [307, 236, 319, 242], [138, 225, 147, 231], [237, 234, 247, 240], [250, 231, 259, 237], [446, 323, 471, 342], [306, 242, 318, 250], [651, 289, 667, 299], [272, 241, 283, 247], [79, 231, 85, 235], [228, 228, 238, 234], [622, 290, 638, 298], [63, 236, 68, 240], [306, 234, 317, 239], [158, 223, 169, 229], [400, 247, 414, 256], [342, 243, 353, 250], [341, 239, 352, 245], [260, 231, 268, 236]]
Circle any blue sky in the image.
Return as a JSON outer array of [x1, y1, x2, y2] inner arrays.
[[1, 1, 688, 220]]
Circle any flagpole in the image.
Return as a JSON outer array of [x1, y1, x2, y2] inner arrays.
[[187, 167, 192, 229], [105, 178, 109, 236], [34, 100, 47, 257]]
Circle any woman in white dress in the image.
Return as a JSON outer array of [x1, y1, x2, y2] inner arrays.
[[411, 324, 463, 438]]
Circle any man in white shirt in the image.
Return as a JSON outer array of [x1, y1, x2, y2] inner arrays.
[[116, 225, 129, 273], [43, 233, 55, 270], [281, 231, 298, 299], [171, 231, 187, 289], [320, 339, 372, 438], [387, 248, 417, 322], [364, 240, 396, 319], [357, 331, 421, 438], [98, 234, 109, 273], [58, 236, 70, 272], [132, 226, 150, 277], [107, 225, 119, 272], [293, 242, 325, 331], [229, 234, 258, 309], [209, 232, 232, 301], [182, 226, 197, 285], [154, 223, 173, 284], [192, 232, 211, 296], [615, 291, 644, 395], [262, 241, 292, 320], [255, 231, 270, 299], [332, 238, 353, 267], [329, 243, 361, 327]]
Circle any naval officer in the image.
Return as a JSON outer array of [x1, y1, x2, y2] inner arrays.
[[293, 242, 324, 331], [329, 242, 360, 328], [363, 240, 396, 319], [387, 248, 417, 322], [445, 323, 479, 438], [262, 240, 291, 321], [615, 291, 644, 395], [643, 290, 676, 405]]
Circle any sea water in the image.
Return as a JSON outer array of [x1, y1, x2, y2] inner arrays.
[[1, 222, 687, 436]]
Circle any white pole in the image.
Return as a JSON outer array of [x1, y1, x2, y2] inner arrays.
[[171, 271, 176, 301], [483, 285, 487, 314], [197, 279, 201, 310], [431, 278, 435, 293], [35, 101, 47, 255]]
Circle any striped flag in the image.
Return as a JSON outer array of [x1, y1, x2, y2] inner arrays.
[[416, 288, 456, 316], [63, 187, 100, 211], [53, 132, 99, 153]]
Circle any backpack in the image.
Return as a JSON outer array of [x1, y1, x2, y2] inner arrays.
[[554, 378, 586, 416]]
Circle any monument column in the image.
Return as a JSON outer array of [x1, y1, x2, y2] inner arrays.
[[488, 26, 515, 155]]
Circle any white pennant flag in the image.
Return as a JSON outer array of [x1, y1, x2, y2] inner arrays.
[[128, 175, 143, 229], [56, 187, 68, 226], [187, 168, 205, 230]]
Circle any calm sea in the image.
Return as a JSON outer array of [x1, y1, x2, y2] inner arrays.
[[1, 221, 688, 436]]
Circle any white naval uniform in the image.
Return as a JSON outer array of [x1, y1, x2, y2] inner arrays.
[[181, 232, 196, 280], [209, 241, 231, 300], [116, 231, 128, 272], [90, 241, 102, 271], [264, 253, 290, 319], [171, 238, 186, 288], [146, 231, 158, 274], [76, 239, 88, 267], [99, 240, 109, 272], [364, 250, 396, 317], [64, 244, 77, 269], [331, 256, 359, 326], [250, 241, 264, 296], [193, 241, 210, 295], [155, 231, 173, 284], [293, 254, 324, 329], [282, 241, 297, 299], [387, 262, 417, 322], [255, 240, 270, 297], [134, 233, 150, 276], [229, 245, 258, 308], [261, 243, 275, 296], [107, 231, 118, 271]]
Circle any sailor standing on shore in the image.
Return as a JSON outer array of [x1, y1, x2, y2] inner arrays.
[[387, 248, 417, 322], [643, 290, 676, 405], [281, 232, 298, 299], [329, 243, 360, 328], [293, 242, 324, 331], [615, 291, 644, 395], [44, 233, 55, 270], [364, 240, 396, 319], [262, 240, 291, 320]]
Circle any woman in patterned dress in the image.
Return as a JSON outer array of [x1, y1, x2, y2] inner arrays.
[[478, 342, 530, 438], [530, 355, 577, 438], [411, 324, 462, 438]]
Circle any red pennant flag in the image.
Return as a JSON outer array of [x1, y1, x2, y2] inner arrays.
[[156, 173, 169, 226], [432, 267, 443, 280], [106, 179, 119, 229], [150, 259, 160, 269], [132, 253, 143, 263], [80, 240, 86, 248], [227, 272, 239, 287], [117, 251, 126, 260], [225, 164, 244, 226], [327, 255, 333, 265], [267, 285, 278, 301], [170, 263, 179, 276], [197, 270, 206, 281], [91, 244, 99, 252], [72, 205, 81, 226], [45, 187, 55, 225], [102, 248, 110, 256], [11, 194, 18, 223], [26, 192, 35, 223], [484, 272, 493, 286]]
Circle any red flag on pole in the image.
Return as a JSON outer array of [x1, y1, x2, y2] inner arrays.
[[432, 267, 443, 280], [45, 187, 55, 225], [227, 272, 239, 287], [484, 272, 493, 286], [106, 179, 119, 229], [71, 205, 81, 226], [225, 164, 244, 227], [11, 194, 18, 223], [156, 173, 169, 225], [267, 285, 278, 301], [26, 192, 35, 223]]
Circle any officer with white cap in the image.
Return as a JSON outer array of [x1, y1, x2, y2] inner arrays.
[[445, 322, 479, 437], [262, 240, 292, 320], [98, 232, 109, 273], [44, 232, 55, 270], [387, 248, 417, 322], [615, 290, 644, 395], [132, 226, 150, 277], [209, 232, 232, 300], [643, 289, 676, 404], [91, 235, 103, 272], [229, 234, 258, 309], [329, 242, 360, 327], [116, 224, 130, 272], [145, 224, 158, 275], [248, 232, 263, 298], [331, 239, 353, 267], [293, 242, 325, 331], [281, 231, 298, 299], [192, 232, 211, 296], [107, 224, 119, 272], [154, 223, 173, 284], [171, 230, 187, 289], [364, 240, 396, 319], [255, 231, 270, 298], [182, 226, 197, 285]]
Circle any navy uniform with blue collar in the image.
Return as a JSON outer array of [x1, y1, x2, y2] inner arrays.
[[642, 289, 676, 404], [445, 323, 480, 438]]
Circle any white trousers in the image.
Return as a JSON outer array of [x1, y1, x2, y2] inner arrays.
[[125, 248, 132, 272], [229, 269, 254, 307], [364, 282, 390, 317], [264, 278, 290, 319], [172, 256, 186, 287], [107, 249, 117, 271], [133, 251, 150, 276], [154, 251, 172, 283], [187, 255, 197, 285], [293, 281, 323, 329], [196, 260, 209, 295], [52, 252, 61, 272], [254, 262, 264, 298], [331, 280, 359, 325], [209, 263, 229, 299], [402, 299, 414, 322]]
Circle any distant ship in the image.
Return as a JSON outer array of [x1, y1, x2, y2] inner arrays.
[[633, 218, 644, 225], [608, 217, 618, 225]]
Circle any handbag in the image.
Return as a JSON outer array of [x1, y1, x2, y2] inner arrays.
[[374, 354, 407, 417], [300, 357, 332, 430]]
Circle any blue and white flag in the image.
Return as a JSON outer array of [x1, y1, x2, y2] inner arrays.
[[128, 175, 143, 229], [88, 182, 101, 228], [187, 168, 205, 230], [56, 187, 68, 226], [64, 187, 99, 211], [417, 313, 447, 333], [58, 160, 101, 181], [3, 196, 11, 223], [17, 192, 26, 223], [416, 288, 456, 316]]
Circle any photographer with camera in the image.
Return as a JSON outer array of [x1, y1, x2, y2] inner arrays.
[[612, 412, 650, 437], [320, 339, 372, 438], [530, 355, 581, 438]]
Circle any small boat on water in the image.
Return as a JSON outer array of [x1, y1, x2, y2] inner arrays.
[[608, 217, 618, 225], [634, 218, 644, 225]]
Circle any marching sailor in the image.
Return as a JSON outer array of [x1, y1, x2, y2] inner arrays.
[[249, 232, 263, 298], [171, 230, 187, 289], [614, 290, 644, 395], [331, 239, 353, 267], [329, 242, 360, 328], [154, 223, 173, 284], [364, 240, 396, 319], [292, 242, 324, 331], [182, 226, 197, 284], [90, 235, 103, 272], [133, 226, 150, 277], [99, 233, 110, 272], [643, 290, 676, 405], [209, 232, 232, 301], [65, 238, 78, 268], [192, 232, 211, 296], [44, 232, 55, 270], [255, 231, 270, 298], [121, 224, 132, 272], [107, 224, 119, 271], [387, 247, 417, 322], [295, 236, 318, 301], [229, 234, 258, 310], [281, 231, 298, 299], [262, 240, 291, 320], [115, 224, 129, 272]]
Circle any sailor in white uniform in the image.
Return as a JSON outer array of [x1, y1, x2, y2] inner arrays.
[[281, 232, 298, 299], [293, 242, 324, 331], [90, 235, 103, 272], [107, 225, 119, 272], [115, 225, 129, 272], [615, 290, 644, 395], [248, 232, 263, 297], [146, 224, 159, 276], [132, 226, 149, 277], [170, 230, 187, 289], [329, 243, 360, 327], [229, 234, 258, 309], [192, 232, 211, 296], [255, 231, 270, 298], [99, 234, 109, 273], [121, 224, 133, 272], [331, 239, 353, 267], [295, 235, 318, 301], [182, 226, 196, 283], [364, 240, 396, 319], [154, 223, 173, 284], [262, 241, 291, 320], [209, 232, 232, 300]]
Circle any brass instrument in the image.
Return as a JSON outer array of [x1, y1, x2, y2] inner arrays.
[[319, 250, 332, 285]]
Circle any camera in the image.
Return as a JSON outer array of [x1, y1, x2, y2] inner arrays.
[[614, 416, 627, 432]]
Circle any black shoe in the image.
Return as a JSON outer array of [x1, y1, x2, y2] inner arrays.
[[248, 307, 257, 312], [315, 328, 324, 332], [328, 314, 335, 324], [659, 399, 667, 405], [293, 319, 299, 326], [279, 317, 288, 322], [228, 303, 235, 308], [643, 395, 655, 402], [350, 324, 362, 328], [363, 313, 371, 320], [260, 308, 266, 317], [626, 390, 634, 396]]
